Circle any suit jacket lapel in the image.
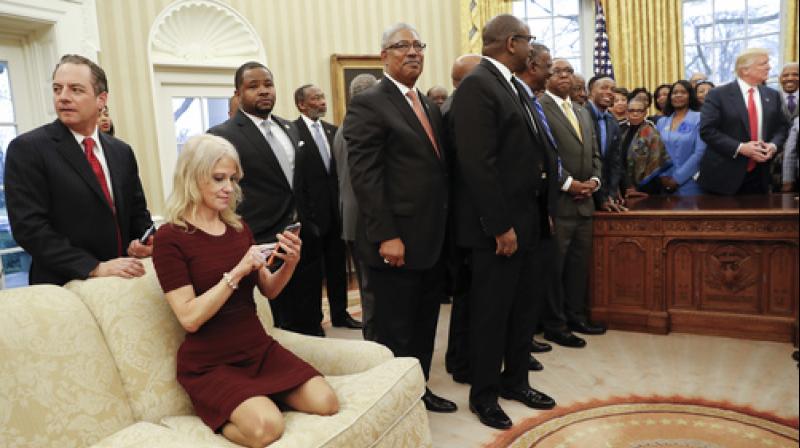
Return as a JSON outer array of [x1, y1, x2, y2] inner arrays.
[[542, 95, 582, 144], [99, 132, 124, 214], [51, 121, 113, 209], [272, 115, 302, 188], [382, 80, 441, 162]]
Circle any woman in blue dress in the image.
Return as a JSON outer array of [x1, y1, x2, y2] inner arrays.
[[656, 80, 707, 195]]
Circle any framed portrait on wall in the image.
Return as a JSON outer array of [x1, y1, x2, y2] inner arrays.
[[330, 54, 383, 125]]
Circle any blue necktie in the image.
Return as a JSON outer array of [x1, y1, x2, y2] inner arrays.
[[598, 112, 608, 157], [311, 121, 331, 172], [530, 96, 563, 179]]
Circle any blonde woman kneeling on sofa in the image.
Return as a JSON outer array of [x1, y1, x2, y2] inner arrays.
[[153, 134, 339, 447]]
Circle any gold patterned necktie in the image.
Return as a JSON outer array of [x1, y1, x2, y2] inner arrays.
[[561, 101, 582, 142]]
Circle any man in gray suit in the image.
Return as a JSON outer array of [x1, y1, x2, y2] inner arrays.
[[332, 73, 378, 340], [539, 58, 603, 346]]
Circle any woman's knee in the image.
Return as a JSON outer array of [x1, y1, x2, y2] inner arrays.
[[245, 414, 284, 447]]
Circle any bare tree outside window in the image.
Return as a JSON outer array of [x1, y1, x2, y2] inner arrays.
[[514, 0, 583, 75], [683, 0, 781, 85]]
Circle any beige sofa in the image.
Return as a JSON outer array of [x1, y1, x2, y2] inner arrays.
[[0, 260, 432, 447]]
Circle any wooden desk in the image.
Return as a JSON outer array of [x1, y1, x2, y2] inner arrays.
[[591, 194, 799, 342]]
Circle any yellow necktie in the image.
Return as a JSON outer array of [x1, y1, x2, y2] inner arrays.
[[562, 101, 582, 142]]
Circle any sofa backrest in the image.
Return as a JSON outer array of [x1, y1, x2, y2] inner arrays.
[[0, 285, 135, 447], [65, 259, 194, 423]]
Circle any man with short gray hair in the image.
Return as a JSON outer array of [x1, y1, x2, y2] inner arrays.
[[698, 48, 789, 194], [344, 23, 456, 413]]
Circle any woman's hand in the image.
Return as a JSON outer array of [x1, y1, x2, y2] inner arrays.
[[231, 244, 271, 277], [660, 176, 679, 193], [272, 230, 302, 269]]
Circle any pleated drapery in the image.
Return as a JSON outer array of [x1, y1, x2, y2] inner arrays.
[[460, 0, 513, 55], [600, 0, 684, 109]]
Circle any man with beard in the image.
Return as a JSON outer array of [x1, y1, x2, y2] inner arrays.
[[294, 84, 361, 330], [451, 14, 556, 430], [208, 62, 323, 336]]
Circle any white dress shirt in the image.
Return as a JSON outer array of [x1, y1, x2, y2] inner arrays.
[[301, 114, 331, 161]]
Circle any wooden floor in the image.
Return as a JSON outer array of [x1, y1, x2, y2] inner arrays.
[[326, 302, 799, 447]]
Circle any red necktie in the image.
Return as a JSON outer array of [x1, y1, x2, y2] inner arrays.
[[83, 137, 122, 255], [406, 90, 440, 158], [746, 88, 758, 172]]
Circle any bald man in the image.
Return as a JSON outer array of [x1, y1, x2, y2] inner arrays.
[[440, 54, 481, 115]]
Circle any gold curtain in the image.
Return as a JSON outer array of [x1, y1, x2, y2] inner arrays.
[[784, 0, 799, 63], [460, 0, 513, 55], [601, 0, 683, 96]]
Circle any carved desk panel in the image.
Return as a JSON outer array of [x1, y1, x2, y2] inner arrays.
[[591, 194, 799, 342]]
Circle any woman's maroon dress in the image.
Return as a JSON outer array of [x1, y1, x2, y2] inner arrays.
[[153, 222, 319, 431]]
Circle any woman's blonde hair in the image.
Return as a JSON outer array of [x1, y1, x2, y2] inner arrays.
[[165, 134, 244, 231]]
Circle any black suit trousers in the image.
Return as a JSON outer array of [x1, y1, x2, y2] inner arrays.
[[469, 247, 536, 405], [268, 230, 324, 335], [445, 248, 471, 376], [320, 228, 349, 321], [367, 262, 444, 380]]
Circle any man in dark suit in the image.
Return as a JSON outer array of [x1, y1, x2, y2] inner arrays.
[[208, 61, 323, 336], [344, 23, 456, 413], [514, 42, 562, 372], [540, 58, 603, 346], [698, 49, 789, 195], [586, 75, 625, 214], [450, 14, 556, 430], [779, 62, 798, 122], [294, 84, 361, 330], [333, 74, 379, 340], [5, 54, 153, 286]]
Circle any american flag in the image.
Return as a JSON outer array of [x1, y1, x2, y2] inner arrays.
[[593, 0, 614, 79]]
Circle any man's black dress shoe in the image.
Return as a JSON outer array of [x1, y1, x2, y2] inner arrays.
[[543, 330, 586, 348], [530, 338, 552, 353], [568, 320, 606, 335], [469, 401, 512, 429], [500, 386, 556, 410], [528, 355, 543, 371], [422, 389, 457, 413], [331, 314, 363, 329]]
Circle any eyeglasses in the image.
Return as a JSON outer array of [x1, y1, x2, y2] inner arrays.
[[384, 41, 427, 52], [627, 109, 646, 114], [552, 67, 575, 76], [511, 34, 536, 44]]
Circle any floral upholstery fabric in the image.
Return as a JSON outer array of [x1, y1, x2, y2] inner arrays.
[[90, 421, 218, 447], [161, 357, 428, 447], [64, 259, 194, 423], [373, 402, 432, 448], [0, 286, 134, 447]]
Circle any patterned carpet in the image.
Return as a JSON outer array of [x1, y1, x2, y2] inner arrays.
[[484, 396, 800, 448]]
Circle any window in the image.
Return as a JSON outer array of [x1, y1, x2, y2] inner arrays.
[[514, 0, 584, 75], [683, 0, 782, 85], [0, 60, 31, 288], [172, 96, 229, 154]]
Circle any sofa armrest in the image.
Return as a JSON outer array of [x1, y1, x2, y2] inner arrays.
[[270, 328, 394, 375]]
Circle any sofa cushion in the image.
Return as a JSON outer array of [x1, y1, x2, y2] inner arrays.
[[90, 421, 219, 447], [160, 357, 426, 448], [65, 259, 194, 423], [372, 402, 432, 448], [0, 285, 135, 447]]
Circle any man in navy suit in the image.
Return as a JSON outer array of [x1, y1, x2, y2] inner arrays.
[[5, 54, 153, 286], [699, 48, 789, 195], [344, 22, 456, 414], [293, 84, 361, 330]]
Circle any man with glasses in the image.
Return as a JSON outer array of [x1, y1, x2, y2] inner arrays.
[[451, 14, 556, 430], [538, 58, 601, 350], [343, 23, 456, 414]]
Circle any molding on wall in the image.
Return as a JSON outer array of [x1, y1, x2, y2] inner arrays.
[[149, 0, 265, 68]]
